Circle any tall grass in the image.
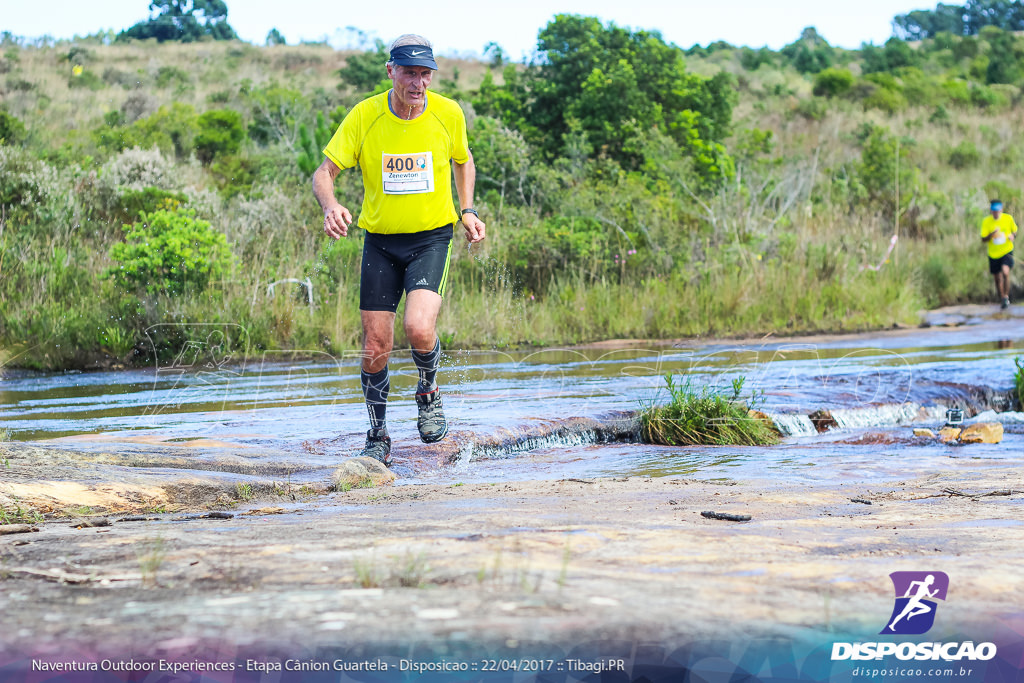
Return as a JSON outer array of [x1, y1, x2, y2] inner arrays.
[[640, 375, 779, 446], [0, 40, 1017, 370], [1014, 357, 1024, 411]]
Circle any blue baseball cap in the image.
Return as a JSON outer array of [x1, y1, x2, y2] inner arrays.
[[991, 200, 1003, 211], [389, 44, 438, 70]]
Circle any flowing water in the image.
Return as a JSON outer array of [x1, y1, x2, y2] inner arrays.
[[2, 308, 1023, 488]]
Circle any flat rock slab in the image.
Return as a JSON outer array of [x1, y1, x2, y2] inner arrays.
[[1, 464, 1021, 660]]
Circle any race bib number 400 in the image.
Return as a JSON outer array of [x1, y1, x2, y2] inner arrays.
[[382, 152, 434, 194]]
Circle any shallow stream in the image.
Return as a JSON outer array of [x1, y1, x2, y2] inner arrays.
[[2, 309, 1022, 487]]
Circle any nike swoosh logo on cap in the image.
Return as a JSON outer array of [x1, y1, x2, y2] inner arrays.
[[410, 50, 425, 55]]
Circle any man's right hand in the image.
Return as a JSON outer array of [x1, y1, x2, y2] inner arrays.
[[324, 204, 353, 239]]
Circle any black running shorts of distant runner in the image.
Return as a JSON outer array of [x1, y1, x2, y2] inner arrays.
[[989, 252, 1015, 274], [359, 224, 454, 312]]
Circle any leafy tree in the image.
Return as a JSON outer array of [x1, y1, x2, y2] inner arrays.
[[194, 108, 244, 164], [337, 39, 389, 92], [266, 28, 286, 46], [894, 4, 968, 39], [781, 27, 834, 74], [482, 41, 505, 68], [520, 14, 735, 179], [245, 84, 312, 149], [739, 47, 775, 71], [894, 0, 1024, 39], [861, 38, 921, 73], [118, 1, 238, 43], [965, 0, 1024, 33], [857, 126, 915, 214], [471, 66, 528, 132], [981, 26, 1022, 83]]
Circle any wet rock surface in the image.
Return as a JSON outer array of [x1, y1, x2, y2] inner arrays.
[[959, 422, 1004, 444], [1, 462, 1022, 657]]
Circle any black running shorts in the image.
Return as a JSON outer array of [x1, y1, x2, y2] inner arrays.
[[359, 224, 454, 312], [989, 252, 1014, 274]]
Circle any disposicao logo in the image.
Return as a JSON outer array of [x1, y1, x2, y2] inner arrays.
[[831, 571, 997, 663], [881, 571, 949, 635]]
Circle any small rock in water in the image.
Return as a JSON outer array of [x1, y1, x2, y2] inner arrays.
[[913, 428, 936, 438], [959, 422, 1003, 444], [938, 427, 961, 443], [809, 409, 839, 433], [332, 457, 396, 490]]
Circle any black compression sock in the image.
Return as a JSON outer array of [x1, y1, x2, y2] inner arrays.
[[360, 367, 390, 431], [412, 338, 441, 394]]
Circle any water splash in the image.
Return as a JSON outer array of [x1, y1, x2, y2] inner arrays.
[[831, 403, 946, 430], [767, 413, 817, 437]]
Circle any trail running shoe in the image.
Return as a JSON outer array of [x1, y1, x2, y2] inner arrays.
[[1002, 297, 1011, 309], [358, 428, 392, 467], [416, 385, 448, 443]]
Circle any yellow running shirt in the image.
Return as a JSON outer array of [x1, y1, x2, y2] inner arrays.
[[322, 91, 469, 235], [980, 213, 1018, 259]]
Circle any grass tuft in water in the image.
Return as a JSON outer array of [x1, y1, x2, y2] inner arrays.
[[1014, 357, 1024, 411], [640, 375, 779, 447]]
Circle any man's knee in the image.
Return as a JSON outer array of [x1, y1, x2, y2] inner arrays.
[[404, 316, 435, 345], [362, 334, 393, 366]]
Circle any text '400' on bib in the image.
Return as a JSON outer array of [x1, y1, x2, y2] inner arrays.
[[382, 152, 434, 194]]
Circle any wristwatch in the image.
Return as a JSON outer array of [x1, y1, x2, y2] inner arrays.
[[461, 208, 479, 218]]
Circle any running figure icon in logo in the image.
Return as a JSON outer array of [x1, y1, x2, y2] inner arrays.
[[881, 571, 950, 635]]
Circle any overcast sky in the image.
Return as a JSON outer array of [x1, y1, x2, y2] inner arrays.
[[2, 0, 935, 59]]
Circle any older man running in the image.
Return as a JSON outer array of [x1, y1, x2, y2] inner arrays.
[[311, 33, 485, 467]]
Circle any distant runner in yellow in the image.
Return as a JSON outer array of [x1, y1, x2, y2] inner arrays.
[[980, 199, 1016, 309], [311, 34, 485, 467]]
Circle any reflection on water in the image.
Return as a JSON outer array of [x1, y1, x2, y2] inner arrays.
[[1, 315, 1023, 482]]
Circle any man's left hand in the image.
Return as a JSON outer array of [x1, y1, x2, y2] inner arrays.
[[462, 213, 486, 243]]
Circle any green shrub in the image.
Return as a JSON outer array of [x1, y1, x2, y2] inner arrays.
[[0, 147, 75, 228], [970, 84, 1009, 109], [813, 67, 854, 97], [100, 147, 179, 191], [983, 181, 1021, 209], [69, 68, 105, 90], [245, 85, 311, 146], [208, 153, 279, 197], [794, 97, 827, 120], [296, 111, 332, 176], [107, 209, 233, 296], [941, 79, 971, 106], [155, 65, 190, 89], [194, 109, 244, 164], [0, 109, 25, 144], [863, 85, 907, 113], [116, 187, 188, 223], [946, 141, 980, 169]]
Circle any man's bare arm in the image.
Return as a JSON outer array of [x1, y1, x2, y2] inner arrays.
[[312, 157, 352, 239], [453, 152, 485, 243]]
